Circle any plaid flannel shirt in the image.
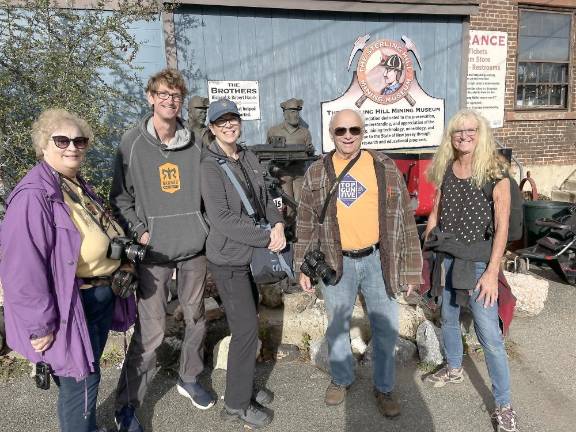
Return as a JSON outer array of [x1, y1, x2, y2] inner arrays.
[[294, 149, 423, 295]]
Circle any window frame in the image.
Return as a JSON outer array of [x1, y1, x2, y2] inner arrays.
[[515, 7, 574, 111]]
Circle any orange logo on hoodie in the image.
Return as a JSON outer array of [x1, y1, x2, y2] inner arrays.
[[159, 163, 180, 193]]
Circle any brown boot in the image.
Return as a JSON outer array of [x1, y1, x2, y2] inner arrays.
[[375, 390, 401, 418], [325, 382, 348, 406]]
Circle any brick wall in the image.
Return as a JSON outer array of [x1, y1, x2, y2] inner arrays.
[[470, 0, 576, 166]]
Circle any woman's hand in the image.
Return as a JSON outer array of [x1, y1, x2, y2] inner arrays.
[[475, 269, 499, 308], [300, 273, 315, 294], [268, 223, 286, 253], [30, 333, 54, 353]]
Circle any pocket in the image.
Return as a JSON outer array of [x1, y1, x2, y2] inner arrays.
[[147, 212, 207, 260], [309, 184, 328, 218]]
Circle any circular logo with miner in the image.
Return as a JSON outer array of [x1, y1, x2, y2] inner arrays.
[[356, 39, 414, 106]]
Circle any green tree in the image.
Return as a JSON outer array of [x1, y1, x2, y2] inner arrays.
[[0, 0, 167, 202]]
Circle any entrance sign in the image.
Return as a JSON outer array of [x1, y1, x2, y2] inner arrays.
[[208, 80, 261, 120], [321, 35, 444, 152], [466, 30, 507, 128]]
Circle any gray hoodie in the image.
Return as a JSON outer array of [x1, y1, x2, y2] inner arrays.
[[110, 115, 208, 264]]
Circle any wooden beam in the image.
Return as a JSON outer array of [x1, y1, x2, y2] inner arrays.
[[175, 0, 479, 15], [519, 0, 576, 8], [163, 11, 178, 69]]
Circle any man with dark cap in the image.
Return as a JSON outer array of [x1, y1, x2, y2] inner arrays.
[[266, 98, 314, 217], [187, 95, 211, 147]]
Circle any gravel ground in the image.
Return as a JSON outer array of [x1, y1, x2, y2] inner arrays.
[[0, 270, 574, 432]]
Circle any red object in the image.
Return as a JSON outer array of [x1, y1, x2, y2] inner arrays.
[[385, 152, 436, 217]]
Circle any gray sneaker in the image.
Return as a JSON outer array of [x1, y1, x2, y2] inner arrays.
[[221, 402, 273, 429], [492, 405, 518, 432], [426, 366, 464, 387]]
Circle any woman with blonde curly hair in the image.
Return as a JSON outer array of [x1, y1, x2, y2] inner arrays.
[[0, 108, 135, 432], [423, 109, 518, 432]]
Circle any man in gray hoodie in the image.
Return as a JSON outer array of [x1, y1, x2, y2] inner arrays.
[[110, 69, 214, 432]]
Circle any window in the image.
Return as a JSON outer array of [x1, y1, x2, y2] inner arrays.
[[516, 10, 572, 109]]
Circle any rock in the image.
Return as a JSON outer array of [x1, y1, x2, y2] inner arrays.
[[213, 335, 262, 370], [504, 271, 549, 317], [395, 337, 418, 364], [258, 279, 285, 308], [362, 336, 417, 366], [205, 297, 224, 321], [156, 336, 182, 371], [398, 303, 427, 341], [275, 344, 300, 362], [309, 337, 330, 374], [416, 320, 444, 366], [283, 291, 316, 314], [350, 336, 368, 357]]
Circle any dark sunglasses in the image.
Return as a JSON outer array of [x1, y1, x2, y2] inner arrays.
[[333, 126, 363, 137], [52, 136, 89, 150]]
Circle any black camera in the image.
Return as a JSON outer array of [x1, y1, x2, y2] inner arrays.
[[300, 249, 337, 286], [111, 270, 138, 298], [108, 236, 147, 264], [35, 361, 51, 390]]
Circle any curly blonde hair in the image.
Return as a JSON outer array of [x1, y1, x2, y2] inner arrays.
[[145, 68, 188, 97], [427, 109, 509, 189], [31, 108, 94, 159]]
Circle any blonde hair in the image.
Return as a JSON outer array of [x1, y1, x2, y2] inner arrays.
[[427, 109, 509, 188], [31, 108, 94, 159], [145, 68, 188, 97]]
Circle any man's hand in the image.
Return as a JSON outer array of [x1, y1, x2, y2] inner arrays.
[[31, 333, 54, 353], [139, 231, 150, 246], [300, 273, 315, 294], [475, 269, 499, 308], [268, 223, 286, 253], [406, 284, 418, 297]]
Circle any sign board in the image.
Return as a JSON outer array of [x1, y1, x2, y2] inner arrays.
[[466, 30, 507, 128], [207, 80, 261, 120], [321, 36, 444, 152]]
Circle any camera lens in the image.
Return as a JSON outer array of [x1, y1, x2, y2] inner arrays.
[[125, 244, 146, 263]]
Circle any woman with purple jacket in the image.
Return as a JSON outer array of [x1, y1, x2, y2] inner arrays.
[[0, 109, 135, 432]]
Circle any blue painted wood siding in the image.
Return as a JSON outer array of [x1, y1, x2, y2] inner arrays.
[[174, 6, 463, 150]]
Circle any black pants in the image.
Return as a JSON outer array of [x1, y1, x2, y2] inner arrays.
[[208, 262, 259, 410]]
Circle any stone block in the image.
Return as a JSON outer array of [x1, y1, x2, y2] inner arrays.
[[213, 335, 262, 371], [504, 270, 549, 317], [416, 320, 444, 366]]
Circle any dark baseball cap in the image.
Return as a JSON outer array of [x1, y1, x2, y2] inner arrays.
[[207, 98, 241, 123]]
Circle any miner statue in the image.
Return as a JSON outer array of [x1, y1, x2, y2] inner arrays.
[[187, 95, 211, 147], [266, 98, 314, 219]]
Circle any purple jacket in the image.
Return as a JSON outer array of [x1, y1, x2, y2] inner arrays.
[[0, 161, 136, 379]]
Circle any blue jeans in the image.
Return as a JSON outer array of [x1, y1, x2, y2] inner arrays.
[[53, 285, 115, 432], [321, 249, 399, 393], [441, 258, 511, 406]]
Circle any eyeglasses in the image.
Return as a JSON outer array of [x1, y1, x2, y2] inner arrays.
[[451, 128, 478, 138], [333, 126, 363, 137], [213, 116, 241, 127], [52, 136, 89, 150], [154, 91, 183, 102]]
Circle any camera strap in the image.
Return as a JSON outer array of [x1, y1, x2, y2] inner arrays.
[[318, 150, 362, 225], [217, 159, 293, 278], [60, 176, 121, 240]]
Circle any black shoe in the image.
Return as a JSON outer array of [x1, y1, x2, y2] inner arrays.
[[114, 404, 143, 432], [221, 402, 273, 429], [253, 388, 274, 405]]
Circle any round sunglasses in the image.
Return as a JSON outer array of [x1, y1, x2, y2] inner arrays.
[[333, 126, 363, 137], [52, 136, 89, 150]]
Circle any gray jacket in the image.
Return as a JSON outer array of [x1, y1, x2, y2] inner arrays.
[[110, 115, 208, 264], [200, 142, 283, 266]]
